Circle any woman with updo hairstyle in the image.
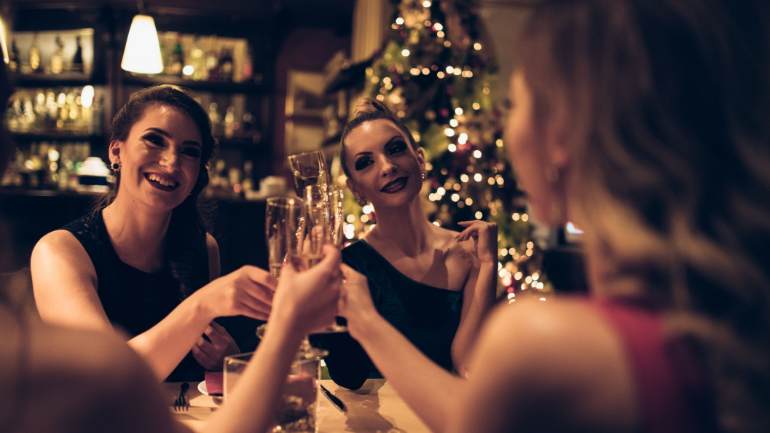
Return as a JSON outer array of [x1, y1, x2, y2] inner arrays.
[[31, 85, 275, 381], [339, 1, 770, 433], [315, 98, 498, 391]]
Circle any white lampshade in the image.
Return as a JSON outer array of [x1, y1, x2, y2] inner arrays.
[[121, 14, 163, 74]]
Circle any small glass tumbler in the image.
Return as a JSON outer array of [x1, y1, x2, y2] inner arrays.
[[223, 347, 328, 432]]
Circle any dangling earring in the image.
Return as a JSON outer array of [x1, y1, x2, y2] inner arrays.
[[111, 162, 121, 173], [419, 171, 426, 182], [545, 166, 566, 222]]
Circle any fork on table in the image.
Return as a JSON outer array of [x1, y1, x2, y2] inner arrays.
[[173, 382, 190, 412]]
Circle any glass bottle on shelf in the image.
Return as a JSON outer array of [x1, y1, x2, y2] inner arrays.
[[218, 46, 234, 81], [207, 102, 221, 136], [169, 35, 185, 76], [224, 105, 236, 138], [205, 39, 219, 80], [9, 39, 20, 73], [188, 37, 207, 81], [72, 35, 84, 73], [28, 33, 43, 73], [50, 35, 65, 74]]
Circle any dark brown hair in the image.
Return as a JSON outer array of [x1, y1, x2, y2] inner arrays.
[[518, 1, 770, 432], [103, 85, 217, 294], [339, 98, 418, 178]]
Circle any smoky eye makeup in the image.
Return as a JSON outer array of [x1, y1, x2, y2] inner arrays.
[[181, 146, 202, 158], [354, 154, 373, 171], [385, 137, 407, 154], [142, 132, 165, 146]]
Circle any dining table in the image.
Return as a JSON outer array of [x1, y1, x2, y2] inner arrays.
[[165, 379, 430, 432]]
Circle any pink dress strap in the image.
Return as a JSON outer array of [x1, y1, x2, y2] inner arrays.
[[592, 298, 716, 433]]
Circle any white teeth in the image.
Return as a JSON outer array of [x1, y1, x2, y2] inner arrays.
[[147, 173, 177, 188]]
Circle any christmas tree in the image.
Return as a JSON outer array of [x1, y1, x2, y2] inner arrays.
[[338, 0, 548, 301]]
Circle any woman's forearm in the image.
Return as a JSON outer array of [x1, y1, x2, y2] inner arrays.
[[452, 261, 496, 372], [127, 292, 213, 381], [355, 310, 464, 433], [203, 315, 304, 433]]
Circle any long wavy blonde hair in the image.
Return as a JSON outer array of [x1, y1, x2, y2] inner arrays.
[[518, 1, 770, 432]]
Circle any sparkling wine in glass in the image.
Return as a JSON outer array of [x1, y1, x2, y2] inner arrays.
[[265, 196, 305, 278], [303, 184, 348, 333]]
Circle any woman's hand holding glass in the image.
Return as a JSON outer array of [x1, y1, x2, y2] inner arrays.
[[270, 245, 342, 337], [338, 264, 378, 341], [193, 265, 276, 321]]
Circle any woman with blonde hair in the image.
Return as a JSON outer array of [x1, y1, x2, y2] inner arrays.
[[341, 1, 770, 432]]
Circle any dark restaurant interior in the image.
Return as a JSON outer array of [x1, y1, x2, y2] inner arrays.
[[1, 1, 768, 432]]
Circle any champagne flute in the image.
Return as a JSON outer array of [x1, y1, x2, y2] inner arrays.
[[303, 184, 347, 333], [288, 150, 329, 195], [265, 196, 305, 278]]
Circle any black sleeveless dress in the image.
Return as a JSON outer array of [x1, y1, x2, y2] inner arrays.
[[63, 210, 208, 381], [310, 240, 463, 389]]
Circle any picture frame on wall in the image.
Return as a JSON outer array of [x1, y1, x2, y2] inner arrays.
[[284, 70, 328, 154]]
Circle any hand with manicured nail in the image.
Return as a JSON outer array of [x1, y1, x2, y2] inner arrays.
[[456, 221, 498, 264]]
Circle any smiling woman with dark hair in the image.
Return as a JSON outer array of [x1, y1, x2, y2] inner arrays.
[[30, 85, 274, 381]]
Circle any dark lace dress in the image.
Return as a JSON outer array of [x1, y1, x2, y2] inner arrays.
[[63, 210, 209, 381], [311, 240, 463, 389]]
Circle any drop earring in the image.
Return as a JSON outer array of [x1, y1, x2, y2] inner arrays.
[[111, 162, 121, 173]]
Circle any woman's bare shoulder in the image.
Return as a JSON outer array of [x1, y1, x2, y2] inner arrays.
[[31, 229, 95, 282], [467, 297, 638, 431], [15, 321, 177, 433], [32, 229, 90, 264]]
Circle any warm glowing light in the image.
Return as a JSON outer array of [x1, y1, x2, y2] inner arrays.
[[121, 14, 163, 74], [473, 173, 483, 182], [455, 107, 464, 115], [396, 17, 405, 25], [473, 42, 483, 51], [475, 211, 483, 219], [458, 133, 468, 145], [445, 65, 454, 74], [80, 86, 95, 108], [472, 102, 481, 110], [460, 174, 470, 183], [401, 48, 411, 57], [496, 138, 504, 148], [465, 197, 473, 206], [423, 0, 432, 7], [433, 23, 443, 31], [436, 31, 445, 38], [449, 118, 459, 127], [362, 204, 374, 214], [512, 213, 520, 221], [437, 71, 446, 79], [444, 128, 455, 137], [182, 65, 194, 76], [344, 223, 356, 239], [0, 17, 9, 64], [450, 193, 460, 202], [422, 67, 430, 75]]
